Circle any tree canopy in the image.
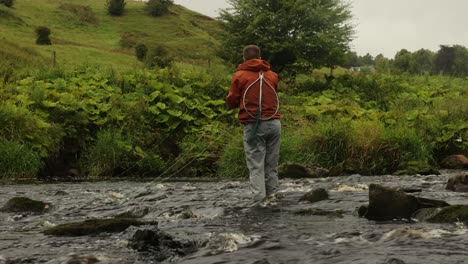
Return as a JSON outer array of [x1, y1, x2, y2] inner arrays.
[[219, 0, 354, 74]]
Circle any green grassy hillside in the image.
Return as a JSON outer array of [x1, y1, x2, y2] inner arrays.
[[0, 0, 222, 70]]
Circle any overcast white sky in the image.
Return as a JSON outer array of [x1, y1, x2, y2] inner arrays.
[[172, 0, 468, 58]]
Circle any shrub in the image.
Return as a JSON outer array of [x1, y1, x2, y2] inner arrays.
[[145, 45, 173, 68], [79, 129, 133, 177], [35, 26, 52, 45], [135, 43, 148, 61], [144, 0, 173, 17], [0, 141, 42, 179], [106, 0, 125, 16], [1, 0, 14, 8], [59, 3, 98, 24]]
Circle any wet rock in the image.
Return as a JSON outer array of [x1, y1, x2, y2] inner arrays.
[[179, 210, 197, 219], [139, 194, 168, 202], [44, 218, 157, 236], [278, 163, 329, 179], [397, 187, 422, 193], [294, 208, 344, 218], [128, 228, 197, 261], [426, 205, 468, 223], [394, 161, 440, 175], [115, 206, 150, 218], [364, 184, 449, 221], [249, 259, 271, 264], [440, 154, 468, 169], [386, 257, 406, 264], [446, 173, 468, 192], [63, 253, 100, 264], [299, 188, 329, 203], [54, 190, 68, 196], [1, 197, 50, 213]]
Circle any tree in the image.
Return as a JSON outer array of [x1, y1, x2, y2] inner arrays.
[[393, 49, 412, 73], [219, 0, 354, 74], [409, 49, 434, 75], [374, 54, 391, 73], [359, 53, 374, 66], [434, 45, 468, 77], [106, 0, 125, 16], [144, 0, 173, 17]]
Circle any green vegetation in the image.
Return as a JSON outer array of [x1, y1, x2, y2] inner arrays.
[[106, 0, 126, 16], [145, 0, 173, 17], [0, 0, 466, 180], [0, 0, 222, 70], [220, 0, 353, 74], [35, 26, 52, 45]]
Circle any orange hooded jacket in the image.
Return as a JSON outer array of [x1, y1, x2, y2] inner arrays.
[[226, 59, 280, 124]]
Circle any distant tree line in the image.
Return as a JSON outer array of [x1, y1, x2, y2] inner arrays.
[[343, 45, 468, 77]]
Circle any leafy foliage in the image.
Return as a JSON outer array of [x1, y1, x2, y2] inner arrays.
[[219, 0, 354, 74]]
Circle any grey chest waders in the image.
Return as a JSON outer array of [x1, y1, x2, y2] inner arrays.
[[242, 71, 280, 143]]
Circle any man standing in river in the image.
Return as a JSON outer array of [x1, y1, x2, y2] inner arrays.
[[226, 45, 281, 205]]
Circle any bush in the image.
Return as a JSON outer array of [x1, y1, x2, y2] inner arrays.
[[59, 3, 98, 24], [135, 43, 148, 61], [35, 26, 52, 45], [106, 0, 125, 16], [0, 141, 42, 179], [144, 0, 173, 17], [145, 45, 173, 68], [1, 0, 14, 8], [79, 129, 133, 177]]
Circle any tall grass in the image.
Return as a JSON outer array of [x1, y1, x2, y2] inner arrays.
[[0, 141, 42, 179]]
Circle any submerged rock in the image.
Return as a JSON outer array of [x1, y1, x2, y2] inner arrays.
[[364, 184, 449, 221], [44, 218, 157, 236], [115, 206, 150, 218], [1, 197, 50, 213], [440, 154, 468, 169], [299, 188, 329, 203], [278, 163, 329, 179], [128, 228, 197, 261], [294, 208, 344, 218], [446, 173, 468, 192]]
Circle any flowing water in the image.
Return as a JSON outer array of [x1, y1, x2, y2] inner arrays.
[[1, 171, 468, 264]]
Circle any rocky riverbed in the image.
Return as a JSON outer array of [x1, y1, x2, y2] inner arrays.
[[1, 171, 468, 264]]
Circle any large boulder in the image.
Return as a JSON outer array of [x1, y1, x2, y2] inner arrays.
[[1, 197, 50, 213], [278, 163, 329, 179], [363, 184, 449, 221], [44, 218, 157, 236], [440, 155, 468, 169], [446, 173, 468, 192], [299, 188, 329, 203]]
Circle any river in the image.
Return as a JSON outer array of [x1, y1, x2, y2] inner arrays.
[[1, 171, 468, 264]]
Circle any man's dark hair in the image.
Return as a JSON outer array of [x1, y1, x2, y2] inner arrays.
[[243, 45, 261, 60]]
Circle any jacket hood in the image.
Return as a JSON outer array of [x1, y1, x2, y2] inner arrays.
[[237, 59, 271, 72]]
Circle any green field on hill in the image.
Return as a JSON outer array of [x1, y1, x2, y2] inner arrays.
[[0, 0, 222, 70]]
